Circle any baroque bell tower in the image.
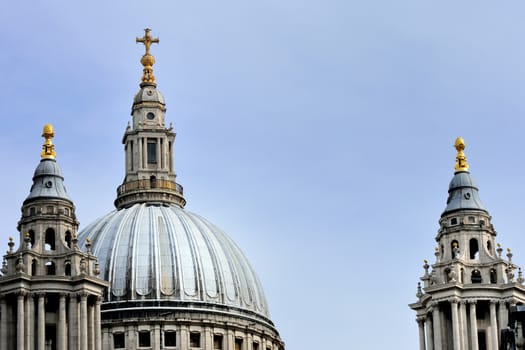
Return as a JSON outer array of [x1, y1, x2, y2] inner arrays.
[[0, 125, 108, 350], [114, 28, 185, 209], [410, 138, 525, 350]]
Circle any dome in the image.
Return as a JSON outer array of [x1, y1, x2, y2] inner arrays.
[[79, 203, 270, 319], [24, 159, 72, 204], [442, 171, 487, 216]]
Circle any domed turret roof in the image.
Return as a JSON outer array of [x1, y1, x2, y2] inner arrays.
[[79, 203, 270, 318], [442, 171, 487, 215], [442, 137, 487, 216], [24, 124, 72, 204]]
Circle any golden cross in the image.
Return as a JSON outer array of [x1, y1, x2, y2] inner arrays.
[[136, 28, 159, 55]]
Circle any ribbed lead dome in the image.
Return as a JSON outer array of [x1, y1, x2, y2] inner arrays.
[[78, 203, 270, 318]]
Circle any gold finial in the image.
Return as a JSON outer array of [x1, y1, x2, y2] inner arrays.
[[41, 124, 56, 159], [136, 28, 159, 86], [454, 137, 469, 172]]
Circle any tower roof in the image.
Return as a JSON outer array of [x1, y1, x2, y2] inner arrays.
[[442, 138, 487, 216], [24, 124, 72, 205]]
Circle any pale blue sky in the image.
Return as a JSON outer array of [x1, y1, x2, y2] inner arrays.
[[2, 1, 525, 348]]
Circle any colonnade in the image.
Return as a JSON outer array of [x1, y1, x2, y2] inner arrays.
[[416, 299, 511, 350], [0, 291, 102, 350]]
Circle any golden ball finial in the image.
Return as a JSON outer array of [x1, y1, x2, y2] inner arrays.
[[454, 137, 469, 172], [41, 123, 57, 159], [8, 236, 13, 242], [42, 124, 54, 138]]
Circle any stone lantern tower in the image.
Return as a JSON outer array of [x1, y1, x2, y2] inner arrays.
[[410, 137, 525, 350], [0, 125, 108, 350]]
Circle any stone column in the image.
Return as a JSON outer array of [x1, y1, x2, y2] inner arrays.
[[489, 300, 498, 350], [25, 293, 34, 350], [17, 292, 25, 350], [425, 313, 434, 350], [88, 302, 94, 350], [0, 295, 7, 350], [416, 317, 426, 350], [37, 293, 45, 350], [79, 293, 88, 350], [459, 300, 468, 350], [94, 297, 102, 350], [499, 301, 508, 330], [431, 304, 442, 350], [450, 299, 461, 350], [469, 301, 479, 350], [57, 294, 66, 350], [69, 294, 78, 350]]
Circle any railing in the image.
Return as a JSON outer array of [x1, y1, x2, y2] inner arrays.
[[117, 179, 183, 196]]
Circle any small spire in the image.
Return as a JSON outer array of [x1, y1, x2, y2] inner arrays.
[[41, 124, 56, 160], [136, 28, 159, 86], [454, 137, 469, 173]]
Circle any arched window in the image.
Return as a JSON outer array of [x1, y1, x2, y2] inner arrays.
[[46, 261, 56, 275], [490, 269, 497, 284], [65, 262, 71, 276], [487, 240, 492, 253], [469, 238, 479, 260], [65, 231, 72, 249], [45, 228, 55, 251], [471, 269, 482, 283], [31, 259, 37, 276]]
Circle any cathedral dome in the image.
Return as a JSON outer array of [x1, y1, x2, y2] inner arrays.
[[79, 203, 271, 320]]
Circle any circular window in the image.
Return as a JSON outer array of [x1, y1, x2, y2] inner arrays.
[[45, 181, 53, 188], [147, 112, 155, 120]]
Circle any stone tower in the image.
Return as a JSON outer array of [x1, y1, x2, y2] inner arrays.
[[410, 137, 525, 350], [114, 28, 185, 210], [0, 125, 108, 350]]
